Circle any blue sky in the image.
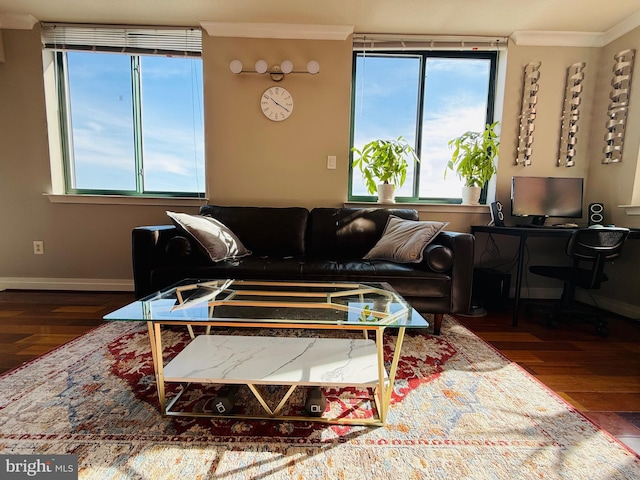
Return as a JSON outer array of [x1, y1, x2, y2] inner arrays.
[[66, 51, 489, 198], [352, 55, 491, 198], [67, 52, 204, 193]]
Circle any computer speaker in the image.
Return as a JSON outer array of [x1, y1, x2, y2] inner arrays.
[[490, 201, 505, 227], [588, 202, 604, 226]]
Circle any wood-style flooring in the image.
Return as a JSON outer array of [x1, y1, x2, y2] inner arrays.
[[0, 289, 638, 456]]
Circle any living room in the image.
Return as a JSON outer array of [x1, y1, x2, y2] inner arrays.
[[0, 1, 638, 316], [1, 1, 640, 478]]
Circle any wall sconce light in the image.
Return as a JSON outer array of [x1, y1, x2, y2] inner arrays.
[[229, 59, 320, 81], [558, 62, 586, 168], [515, 61, 541, 166], [602, 49, 635, 164]]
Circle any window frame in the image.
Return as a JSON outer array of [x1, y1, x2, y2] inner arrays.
[[348, 50, 498, 204], [54, 50, 205, 198]]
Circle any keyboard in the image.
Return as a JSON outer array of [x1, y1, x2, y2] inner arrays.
[[515, 224, 578, 229]]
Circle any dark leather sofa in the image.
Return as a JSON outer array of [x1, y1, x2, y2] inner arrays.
[[132, 205, 474, 334]]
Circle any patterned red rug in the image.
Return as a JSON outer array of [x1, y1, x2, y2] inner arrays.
[[1, 317, 639, 479], [107, 325, 457, 440]]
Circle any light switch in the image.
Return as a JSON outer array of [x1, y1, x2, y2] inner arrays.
[[327, 155, 337, 169]]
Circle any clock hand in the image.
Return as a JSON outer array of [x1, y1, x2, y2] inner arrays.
[[270, 98, 290, 113]]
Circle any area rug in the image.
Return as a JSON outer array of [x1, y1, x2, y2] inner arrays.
[[0, 317, 638, 479]]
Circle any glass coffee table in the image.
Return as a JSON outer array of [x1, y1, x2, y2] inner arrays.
[[104, 279, 429, 426]]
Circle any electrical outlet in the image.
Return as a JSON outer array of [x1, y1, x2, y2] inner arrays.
[[33, 241, 44, 255]]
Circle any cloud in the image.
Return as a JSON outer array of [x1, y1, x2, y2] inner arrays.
[[427, 58, 490, 77]]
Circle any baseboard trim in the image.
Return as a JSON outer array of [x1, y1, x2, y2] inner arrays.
[[0, 277, 134, 292], [574, 291, 640, 320], [516, 287, 640, 320]]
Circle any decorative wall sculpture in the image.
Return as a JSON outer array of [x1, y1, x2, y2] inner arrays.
[[515, 61, 541, 166], [602, 49, 635, 164], [558, 62, 586, 167]]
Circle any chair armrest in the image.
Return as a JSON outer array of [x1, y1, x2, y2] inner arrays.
[[132, 225, 181, 298]]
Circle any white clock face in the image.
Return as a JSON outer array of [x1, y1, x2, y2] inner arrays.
[[261, 86, 293, 121]]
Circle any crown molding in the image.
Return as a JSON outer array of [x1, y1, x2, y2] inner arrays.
[[200, 22, 353, 40], [600, 8, 640, 46], [512, 10, 640, 47], [0, 13, 38, 30], [511, 30, 603, 47]]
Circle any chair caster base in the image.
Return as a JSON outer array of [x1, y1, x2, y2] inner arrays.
[[595, 323, 609, 338]]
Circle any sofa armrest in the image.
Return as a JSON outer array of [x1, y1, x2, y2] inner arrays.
[[428, 231, 475, 314], [132, 225, 186, 299]]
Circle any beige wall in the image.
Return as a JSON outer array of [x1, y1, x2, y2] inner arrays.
[[476, 35, 640, 316], [0, 28, 172, 285], [204, 36, 352, 208], [583, 28, 640, 314], [0, 26, 638, 316], [495, 41, 599, 208]]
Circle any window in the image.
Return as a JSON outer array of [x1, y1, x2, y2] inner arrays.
[[43, 25, 204, 197], [350, 50, 498, 203]]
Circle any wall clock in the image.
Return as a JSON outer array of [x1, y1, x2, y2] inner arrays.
[[261, 86, 293, 121]]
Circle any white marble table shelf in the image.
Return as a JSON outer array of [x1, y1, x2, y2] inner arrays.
[[163, 334, 387, 386]]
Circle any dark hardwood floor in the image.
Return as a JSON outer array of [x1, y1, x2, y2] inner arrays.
[[0, 289, 638, 455], [0, 290, 133, 374]]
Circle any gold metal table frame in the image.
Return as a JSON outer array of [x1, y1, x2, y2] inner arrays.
[[105, 279, 430, 426]]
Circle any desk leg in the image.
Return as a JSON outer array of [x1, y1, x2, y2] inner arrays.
[[512, 236, 526, 326]]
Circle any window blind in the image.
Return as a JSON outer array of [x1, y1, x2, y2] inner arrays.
[[353, 33, 508, 51], [41, 23, 202, 56]]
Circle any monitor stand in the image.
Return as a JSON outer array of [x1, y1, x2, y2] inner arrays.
[[529, 216, 547, 226]]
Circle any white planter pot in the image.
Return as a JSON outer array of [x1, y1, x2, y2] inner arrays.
[[377, 184, 396, 203], [461, 186, 481, 205]]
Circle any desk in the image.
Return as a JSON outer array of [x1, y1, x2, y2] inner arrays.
[[470, 225, 640, 326]]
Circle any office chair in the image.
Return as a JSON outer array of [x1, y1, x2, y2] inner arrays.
[[528, 227, 630, 337]]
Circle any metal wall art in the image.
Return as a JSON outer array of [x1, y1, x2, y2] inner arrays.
[[602, 49, 635, 164], [515, 61, 541, 166], [558, 62, 586, 167]]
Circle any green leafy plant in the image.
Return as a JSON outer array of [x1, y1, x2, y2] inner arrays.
[[351, 137, 419, 195], [445, 121, 500, 187], [358, 305, 374, 323]]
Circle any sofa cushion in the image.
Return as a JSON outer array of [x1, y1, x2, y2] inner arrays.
[[150, 258, 451, 301], [307, 208, 419, 259], [199, 205, 309, 257], [299, 259, 451, 298], [166, 211, 251, 262], [364, 216, 448, 263]]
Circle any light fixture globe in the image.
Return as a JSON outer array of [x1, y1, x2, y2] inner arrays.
[[280, 60, 294, 74], [229, 60, 243, 74], [255, 59, 268, 74], [307, 60, 320, 75]]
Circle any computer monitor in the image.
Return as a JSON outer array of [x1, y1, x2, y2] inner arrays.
[[511, 176, 584, 225]]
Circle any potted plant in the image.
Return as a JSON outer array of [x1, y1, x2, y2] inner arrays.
[[351, 136, 419, 203], [445, 121, 500, 205]]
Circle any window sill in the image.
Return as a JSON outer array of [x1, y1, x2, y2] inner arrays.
[[344, 201, 489, 214], [45, 194, 208, 207], [619, 205, 640, 215]]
